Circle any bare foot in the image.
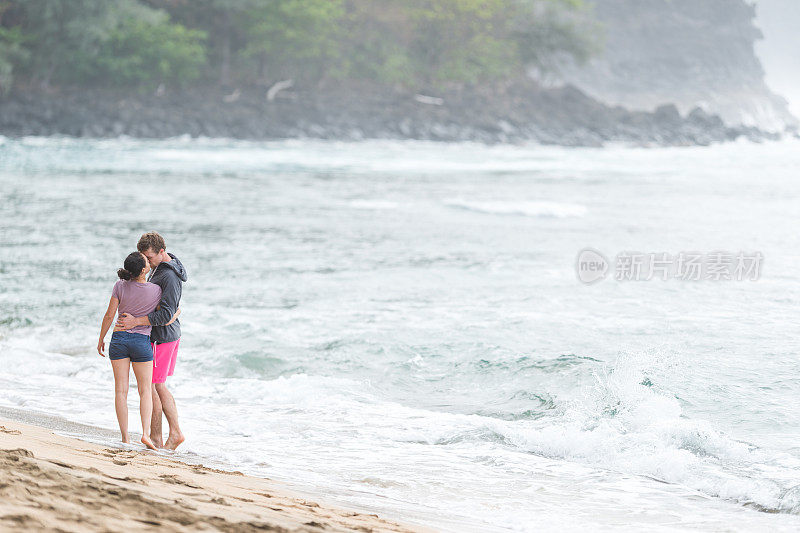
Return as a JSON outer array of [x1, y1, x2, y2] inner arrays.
[[140, 434, 157, 451], [150, 434, 164, 448], [164, 432, 185, 451]]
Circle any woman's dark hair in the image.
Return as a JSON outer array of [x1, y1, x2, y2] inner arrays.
[[117, 252, 146, 281]]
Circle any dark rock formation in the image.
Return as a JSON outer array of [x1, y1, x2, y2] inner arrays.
[[0, 81, 773, 146], [557, 0, 797, 131]]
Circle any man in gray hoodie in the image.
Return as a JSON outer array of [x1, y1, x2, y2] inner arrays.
[[117, 232, 187, 450]]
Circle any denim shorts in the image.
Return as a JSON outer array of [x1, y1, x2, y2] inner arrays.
[[109, 331, 154, 363]]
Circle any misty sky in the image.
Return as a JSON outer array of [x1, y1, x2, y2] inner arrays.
[[754, 0, 800, 117]]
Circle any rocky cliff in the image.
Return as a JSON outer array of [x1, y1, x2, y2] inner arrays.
[[557, 0, 797, 131], [0, 81, 772, 147]]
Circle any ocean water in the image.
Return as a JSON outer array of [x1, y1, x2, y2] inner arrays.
[[1, 135, 800, 532]]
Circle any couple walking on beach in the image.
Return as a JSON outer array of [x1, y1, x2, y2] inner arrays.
[[97, 232, 187, 451]]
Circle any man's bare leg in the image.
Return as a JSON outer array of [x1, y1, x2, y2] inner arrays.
[[150, 385, 164, 448], [155, 382, 185, 450]]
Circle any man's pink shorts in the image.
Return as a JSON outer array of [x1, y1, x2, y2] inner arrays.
[[152, 338, 180, 384]]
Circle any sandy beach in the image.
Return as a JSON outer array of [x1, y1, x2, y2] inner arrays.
[[0, 417, 431, 532]]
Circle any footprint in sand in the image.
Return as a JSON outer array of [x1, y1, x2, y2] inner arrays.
[[103, 449, 138, 465], [0, 426, 22, 435], [300, 500, 321, 508], [0, 448, 34, 460], [158, 474, 202, 489], [108, 475, 146, 484]]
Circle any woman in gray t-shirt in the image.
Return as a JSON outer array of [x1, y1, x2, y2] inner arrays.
[[97, 251, 178, 450]]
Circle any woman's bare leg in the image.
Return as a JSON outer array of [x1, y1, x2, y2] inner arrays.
[[110, 358, 130, 443], [132, 361, 156, 450]]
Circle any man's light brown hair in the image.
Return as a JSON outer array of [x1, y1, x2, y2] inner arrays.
[[137, 232, 166, 253]]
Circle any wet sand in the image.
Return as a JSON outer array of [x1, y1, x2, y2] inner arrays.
[[0, 417, 433, 532]]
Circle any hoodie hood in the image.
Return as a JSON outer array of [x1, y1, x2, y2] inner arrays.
[[160, 252, 187, 282]]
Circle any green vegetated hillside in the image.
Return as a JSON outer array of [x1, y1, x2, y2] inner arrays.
[[0, 0, 596, 94]]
